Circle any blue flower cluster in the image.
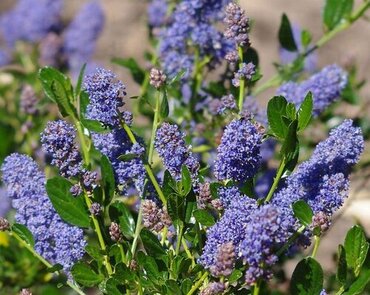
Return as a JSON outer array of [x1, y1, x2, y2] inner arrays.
[[224, 2, 250, 47], [92, 129, 146, 195], [0, 0, 63, 47], [232, 62, 255, 87], [155, 122, 200, 183], [158, 0, 233, 79], [199, 192, 258, 274], [63, 1, 105, 74], [1, 154, 85, 273], [272, 119, 364, 216], [40, 120, 82, 178], [201, 120, 363, 284], [214, 119, 262, 182], [277, 65, 348, 116], [0, 188, 11, 217], [147, 0, 168, 29], [84, 67, 128, 127]]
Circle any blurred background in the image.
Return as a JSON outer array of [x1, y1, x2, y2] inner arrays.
[[0, 0, 369, 274]]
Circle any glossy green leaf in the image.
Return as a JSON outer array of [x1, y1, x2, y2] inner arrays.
[[337, 244, 347, 285], [12, 224, 35, 247], [301, 30, 312, 47], [278, 14, 298, 51], [109, 201, 135, 238], [81, 119, 108, 133], [228, 269, 243, 284], [165, 279, 182, 295], [297, 92, 313, 131], [39, 67, 76, 119], [111, 57, 145, 84], [343, 268, 370, 295], [267, 96, 289, 138], [193, 209, 215, 227], [181, 165, 192, 196], [71, 263, 104, 287], [140, 228, 166, 259], [290, 257, 324, 295], [85, 244, 104, 262], [75, 63, 86, 98], [181, 279, 192, 294], [160, 90, 169, 119], [344, 225, 369, 277], [286, 102, 296, 120], [101, 155, 116, 205], [292, 200, 313, 226], [105, 278, 122, 295], [46, 177, 90, 228], [117, 153, 138, 162], [323, 0, 354, 31]]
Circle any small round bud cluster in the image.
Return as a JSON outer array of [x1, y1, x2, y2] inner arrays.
[[0, 217, 10, 231], [225, 51, 239, 65], [197, 182, 212, 209], [311, 212, 331, 235], [149, 68, 166, 89], [89, 203, 102, 216], [224, 2, 250, 47], [200, 282, 225, 295], [82, 170, 98, 191], [70, 184, 83, 197], [20, 85, 38, 115], [210, 242, 235, 277], [109, 222, 123, 242], [221, 94, 237, 111], [142, 200, 171, 232], [129, 259, 138, 271], [211, 199, 224, 211], [232, 62, 255, 87], [19, 289, 32, 295]]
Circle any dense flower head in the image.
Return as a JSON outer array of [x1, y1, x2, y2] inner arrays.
[[158, 0, 233, 80], [92, 128, 147, 195], [214, 119, 262, 182], [197, 182, 212, 209], [20, 85, 38, 115], [0, 0, 63, 47], [155, 122, 200, 183], [199, 193, 257, 271], [147, 0, 168, 28], [38, 32, 63, 67], [277, 65, 348, 116], [1, 153, 85, 273], [200, 282, 225, 295], [272, 120, 363, 230], [224, 2, 250, 47], [210, 242, 235, 277], [279, 24, 317, 72], [41, 120, 82, 178], [232, 62, 255, 87], [149, 68, 167, 89], [142, 199, 171, 232], [0, 188, 11, 217], [63, 1, 105, 74], [240, 204, 295, 285], [84, 67, 129, 127]]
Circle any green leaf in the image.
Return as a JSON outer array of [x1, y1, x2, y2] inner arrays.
[[39, 67, 77, 119], [301, 30, 312, 47], [162, 170, 178, 198], [290, 257, 324, 295], [167, 193, 186, 224], [117, 153, 138, 162], [141, 255, 161, 283], [79, 91, 90, 117], [85, 245, 104, 262], [337, 244, 347, 285], [278, 14, 298, 51], [46, 177, 90, 228], [323, 0, 354, 31], [228, 269, 243, 284], [297, 92, 313, 131], [12, 224, 35, 247], [168, 69, 186, 85], [111, 57, 145, 84], [267, 96, 289, 138], [140, 228, 166, 259], [181, 279, 192, 294], [105, 278, 122, 295], [109, 201, 135, 238], [292, 200, 313, 227], [181, 165, 192, 196], [75, 63, 86, 98], [344, 225, 369, 277], [165, 279, 181, 295], [160, 90, 169, 119], [193, 209, 215, 227], [101, 155, 116, 205], [343, 268, 370, 295], [115, 263, 135, 281], [71, 263, 104, 287], [81, 119, 108, 133], [286, 102, 296, 120]]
